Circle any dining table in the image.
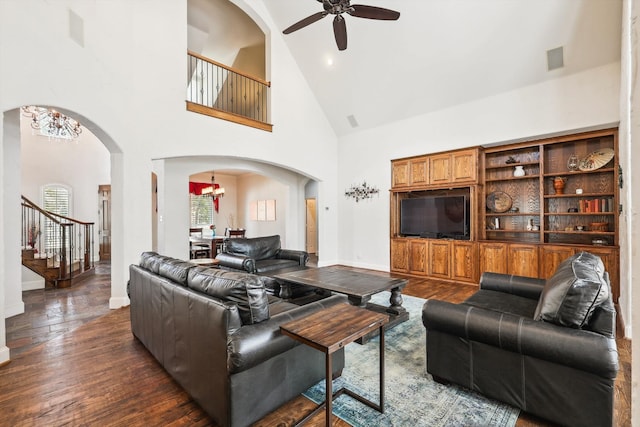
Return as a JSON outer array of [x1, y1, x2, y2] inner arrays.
[[189, 236, 226, 258]]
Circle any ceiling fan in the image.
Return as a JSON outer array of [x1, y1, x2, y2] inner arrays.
[[282, 0, 400, 51]]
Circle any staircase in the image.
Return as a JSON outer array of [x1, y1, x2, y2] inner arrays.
[[21, 196, 95, 288]]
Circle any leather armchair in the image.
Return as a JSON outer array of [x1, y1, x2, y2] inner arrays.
[[216, 235, 308, 274], [422, 252, 619, 427]]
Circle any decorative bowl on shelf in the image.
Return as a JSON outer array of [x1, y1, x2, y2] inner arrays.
[[578, 148, 614, 171], [486, 191, 512, 213]]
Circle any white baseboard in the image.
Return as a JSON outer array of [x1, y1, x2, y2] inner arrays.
[[22, 266, 45, 291], [336, 260, 389, 272], [4, 301, 25, 318], [22, 279, 45, 291], [0, 346, 10, 365], [109, 296, 130, 309]]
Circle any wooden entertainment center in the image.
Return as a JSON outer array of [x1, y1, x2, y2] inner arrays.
[[390, 128, 620, 301]]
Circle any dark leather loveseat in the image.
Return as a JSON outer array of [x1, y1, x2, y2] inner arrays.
[[216, 234, 308, 274], [422, 251, 619, 427], [129, 252, 345, 427]]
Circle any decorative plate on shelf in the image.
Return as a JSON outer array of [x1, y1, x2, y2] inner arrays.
[[486, 191, 512, 213], [578, 148, 614, 171]]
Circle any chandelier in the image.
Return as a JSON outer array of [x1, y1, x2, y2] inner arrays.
[[21, 106, 82, 140], [345, 181, 379, 202], [202, 173, 225, 199]]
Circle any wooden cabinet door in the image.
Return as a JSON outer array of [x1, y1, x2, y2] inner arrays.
[[479, 242, 508, 274], [390, 239, 409, 272], [429, 154, 451, 185], [410, 157, 429, 186], [540, 245, 575, 279], [508, 244, 539, 277], [408, 239, 428, 274], [451, 241, 477, 283], [428, 240, 451, 278], [392, 161, 410, 188], [451, 149, 477, 183]]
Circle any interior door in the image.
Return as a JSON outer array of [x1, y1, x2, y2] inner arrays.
[[305, 198, 317, 254], [98, 185, 111, 261]]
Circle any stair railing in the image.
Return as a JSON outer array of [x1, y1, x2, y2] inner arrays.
[[21, 195, 95, 286]]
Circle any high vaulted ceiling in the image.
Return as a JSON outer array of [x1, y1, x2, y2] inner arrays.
[[262, 0, 622, 136], [192, 1, 622, 137]]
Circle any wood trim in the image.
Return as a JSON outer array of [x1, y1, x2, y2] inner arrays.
[[186, 101, 273, 132], [187, 50, 271, 87], [482, 127, 619, 154]]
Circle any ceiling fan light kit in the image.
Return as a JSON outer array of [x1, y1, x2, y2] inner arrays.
[[283, 0, 400, 51]]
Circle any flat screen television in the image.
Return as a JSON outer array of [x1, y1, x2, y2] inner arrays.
[[400, 195, 470, 239]]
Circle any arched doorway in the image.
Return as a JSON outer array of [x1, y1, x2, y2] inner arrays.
[[1, 105, 125, 364]]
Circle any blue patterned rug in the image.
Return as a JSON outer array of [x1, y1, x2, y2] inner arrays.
[[303, 292, 520, 426]]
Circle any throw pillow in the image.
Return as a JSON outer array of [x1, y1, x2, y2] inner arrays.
[[534, 251, 609, 328], [187, 268, 270, 325]]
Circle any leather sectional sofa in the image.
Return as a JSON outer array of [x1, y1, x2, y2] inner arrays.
[[129, 252, 346, 427], [422, 251, 619, 427]]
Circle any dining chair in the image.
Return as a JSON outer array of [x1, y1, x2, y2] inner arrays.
[[189, 227, 210, 259]]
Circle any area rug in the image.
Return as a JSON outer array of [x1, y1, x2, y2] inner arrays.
[[303, 292, 520, 426]]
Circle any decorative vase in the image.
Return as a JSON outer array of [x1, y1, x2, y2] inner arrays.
[[567, 154, 579, 171], [526, 218, 534, 231], [513, 165, 525, 177], [553, 177, 567, 194]]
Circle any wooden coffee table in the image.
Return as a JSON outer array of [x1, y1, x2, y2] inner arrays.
[[188, 258, 220, 267], [270, 266, 408, 342], [280, 303, 389, 427]]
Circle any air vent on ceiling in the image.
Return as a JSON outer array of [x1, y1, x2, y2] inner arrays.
[[547, 46, 564, 71], [347, 114, 359, 128]]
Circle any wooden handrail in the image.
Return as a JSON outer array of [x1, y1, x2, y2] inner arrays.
[[187, 50, 271, 87], [22, 196, 61, 224], [22, 195, 94, 226]]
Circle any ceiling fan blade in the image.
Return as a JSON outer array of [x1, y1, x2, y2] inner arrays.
[[349, 4, 400, 20], [333, 15, 347, 50], [283, 11, 328, 34]]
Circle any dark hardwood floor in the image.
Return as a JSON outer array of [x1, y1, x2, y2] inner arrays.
[[1, 263, 631, 426]]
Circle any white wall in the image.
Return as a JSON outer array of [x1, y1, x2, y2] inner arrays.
[[237, 173, 289, 242]]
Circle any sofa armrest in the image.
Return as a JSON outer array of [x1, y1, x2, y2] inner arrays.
[[422, 299, 618, 378], [479, 272, 545, 300], [277, 249, 308, 266], [216, 252, 256, 273], [227, 294, 348, 373]]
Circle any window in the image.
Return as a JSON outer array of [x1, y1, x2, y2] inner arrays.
[[190, 194, 213, 227], [42, 184, 71, 252]]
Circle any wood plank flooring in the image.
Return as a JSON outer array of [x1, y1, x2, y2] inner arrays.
[[1, 263, 631, 426]]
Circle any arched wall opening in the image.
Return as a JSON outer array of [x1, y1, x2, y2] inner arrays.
[[1, 105, 127, 364], [153, 156, 320, 262]]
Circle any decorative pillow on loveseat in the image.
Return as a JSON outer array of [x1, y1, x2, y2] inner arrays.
[[187, 267, 270, 325], [534, 252, 609, 328]]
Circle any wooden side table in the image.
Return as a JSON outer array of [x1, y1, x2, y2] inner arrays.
[[280, 303, 389, 426]]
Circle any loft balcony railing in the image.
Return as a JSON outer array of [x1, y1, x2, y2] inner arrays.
[[186, 50, 272, 132]]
